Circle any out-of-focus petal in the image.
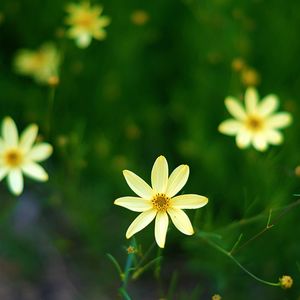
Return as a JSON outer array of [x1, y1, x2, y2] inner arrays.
[[218, 119, 242, 136], [259, 94, 279, 117], [225, 97, 246, 120], [28, 143, 53, 162], [19, 124, 38, 152], [22, 162, 49, 181], [266, 113, 292, 129], [2, 117, 19, 147], [265, 130, 283, 145], [236, 130, 251, 149], [252, 134, 268, 151], [245, 87, 259, 114], [8, 169, 23, 195]]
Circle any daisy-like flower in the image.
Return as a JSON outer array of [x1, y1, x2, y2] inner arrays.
[[65, 1, 110, 48], [114, 155, 208, 248], [0, 117, 53, 196], [218, 87, 292, 151], [14, 43, 60, 85]]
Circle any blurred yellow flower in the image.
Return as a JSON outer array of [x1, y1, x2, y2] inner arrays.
[[219, 87, 292, 151], [279, 275, 293, 289], [65, 1, 110, 48], [130, 10, 149, 26], [0, 117, 53, 196], [114, 155, 208, 248], [14, 43, 60, 85]]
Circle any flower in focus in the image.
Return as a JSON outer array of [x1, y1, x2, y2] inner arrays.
[[14, 43, 60, 85], [114, 155, 208, 248], [218, 87, 292, 151], [65, 1, 110, 48], [279, 275, 293, 289], [0, 117, 53, 195]]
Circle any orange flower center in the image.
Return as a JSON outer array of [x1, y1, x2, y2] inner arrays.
[[246, 116, 264, 131], [4, 149, 23, 167], [152, 193, 170, 211], [75, 12, 96, 29]]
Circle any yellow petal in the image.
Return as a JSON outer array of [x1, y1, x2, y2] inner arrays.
[[114, 196, 152, 212], [155, 211, 169, 248], [259, 94, 279, 117], [245, 87, 259, 114], [225, 97, 246, 120], [123, 170, 154, 199], [21, 162, 49, 181], [170, 194, 208, 209], [218, 119, 242, 136], [167, 207, 194, 235], [19, 124, 38, 152], [265, 130, 283, 145], [166, 165, 189, 198], [236, 130, 251, 149], [28, 143, 53, 162], [252, 134, 268, 151], [2, 117, 19, 147], [151, 155, 168, 194], [8, 169, 23, 195], [126, 209, 157, 239], [266, 113, 292, 129]]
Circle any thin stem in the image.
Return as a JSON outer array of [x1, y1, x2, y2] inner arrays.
[[201, 236, 280, 287], [46, 85, 56, 137]]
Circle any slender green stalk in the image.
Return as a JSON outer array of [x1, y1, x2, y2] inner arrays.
[[200, 235, 280, 287]]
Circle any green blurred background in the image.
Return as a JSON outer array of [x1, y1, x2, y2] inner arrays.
[[0, 0, 300, 299]]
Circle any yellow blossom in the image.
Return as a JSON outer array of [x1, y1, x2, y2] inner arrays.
[[0, 117, 53, 195], [14, 43, 60, 85], [218, 87, 292, 151], [114, 155, 208, 248], [279, 275, 293, 289], [65, 1, 110, 48], [212, 295, 222, 300], [130, 10, 150, 26]]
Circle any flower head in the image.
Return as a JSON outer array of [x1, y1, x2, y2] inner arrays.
[[14, 43, 60, 85], [0, 117, 53, 195], [114, 155, 208, 248], [218, 87, 292, 151], [65, 1, 110, 48], [279, 275, 293, 289]]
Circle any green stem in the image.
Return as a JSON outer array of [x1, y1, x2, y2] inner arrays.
[[201, 236, 280, 287]]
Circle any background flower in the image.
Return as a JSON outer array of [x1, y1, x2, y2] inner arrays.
[[218, 87, 292, 151], [65, 1, 110, 48], [0, 117, 53, 195]]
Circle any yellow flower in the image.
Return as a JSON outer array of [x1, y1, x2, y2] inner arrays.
[[212, 295, 222, 300], [0, 117, 53, 195], [14, 43, 60, 85], [218, 87, 292, 151], [114, 155, 208, 248], [65, 1, 110, 48], [279, 275, 293, 289]]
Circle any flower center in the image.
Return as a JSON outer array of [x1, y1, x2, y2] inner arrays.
[[76, 13, 95, 28], [4, 149, 23, 167], [152, 193, 170, 212], [246, 116, 264, 131]]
